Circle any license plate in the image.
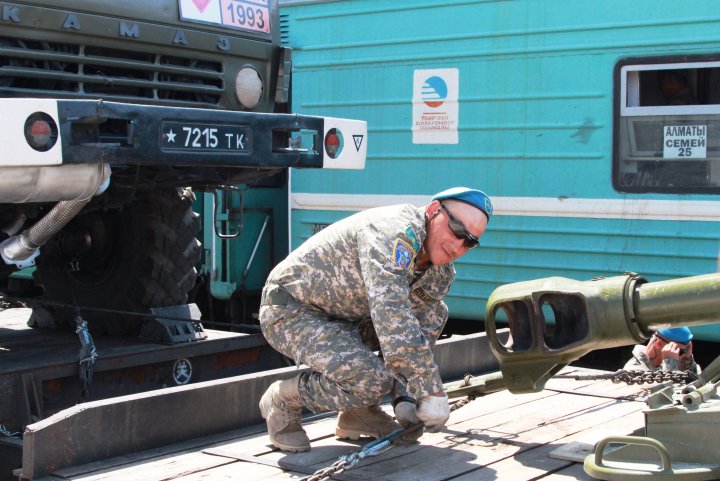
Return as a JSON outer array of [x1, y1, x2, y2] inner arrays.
[[178, 0, 271, 35], [161, 122, 250, 152]]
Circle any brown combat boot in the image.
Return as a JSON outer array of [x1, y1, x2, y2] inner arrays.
[[335, 404, 402, 440], [258, 376, 311, 452]]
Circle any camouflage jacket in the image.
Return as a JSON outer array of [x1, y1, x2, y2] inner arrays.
[[266, 204, 455, 399], [624, 344, 701, 374]]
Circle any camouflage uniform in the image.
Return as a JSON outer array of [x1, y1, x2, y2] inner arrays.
[[624, 344, 701, 374], [259, 204, 454, 413]]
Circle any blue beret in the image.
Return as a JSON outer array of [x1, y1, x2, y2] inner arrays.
[[656, 327, 693, 344], [432, 187, 493, 221]]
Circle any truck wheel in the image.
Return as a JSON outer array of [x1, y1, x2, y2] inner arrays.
[[34, 188, 202, 336]]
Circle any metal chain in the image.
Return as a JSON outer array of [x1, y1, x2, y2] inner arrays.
[[301, 458, 351, 481], [450, 394, 476, 412], [611, 369, 696, 385], [554, 369, 696, 385], [448, 373, 482, 411], [299, 428, 402, 481], [0, 425, 19, 438], [447, 368, 696, 417]]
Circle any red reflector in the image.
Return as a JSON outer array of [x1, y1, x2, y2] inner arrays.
[[325, 133, 340, 155], [30, 120, 51, 138], [24, 112, 58, 152], [326, 134, 340, 146]]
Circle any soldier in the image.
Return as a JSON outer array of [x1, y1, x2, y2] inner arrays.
[[258, 187, 493, 452], [624, 327, 702, 375]]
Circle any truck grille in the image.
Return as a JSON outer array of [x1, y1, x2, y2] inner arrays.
[[0, 37, 224, 107]]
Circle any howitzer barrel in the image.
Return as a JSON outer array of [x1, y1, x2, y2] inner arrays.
[[485, 272, 720, 393], [635, 273, 720, 330]]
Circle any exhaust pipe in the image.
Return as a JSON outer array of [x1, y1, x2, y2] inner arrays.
[[0, 164, 111, 268]]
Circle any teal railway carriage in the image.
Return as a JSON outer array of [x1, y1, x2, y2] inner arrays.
[[279, 0, 720, 341]]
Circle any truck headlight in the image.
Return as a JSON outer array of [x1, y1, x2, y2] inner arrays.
[[235, 66, 263, 108]]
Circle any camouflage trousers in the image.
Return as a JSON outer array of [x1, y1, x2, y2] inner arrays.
[[259, 295, 397, 414]]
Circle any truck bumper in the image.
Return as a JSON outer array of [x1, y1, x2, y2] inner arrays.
[[3, 98, 366, 170]]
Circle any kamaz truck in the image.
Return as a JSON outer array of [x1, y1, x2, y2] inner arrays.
[[0, 0, 366, 335]]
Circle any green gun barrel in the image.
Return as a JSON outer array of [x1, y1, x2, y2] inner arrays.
[[485, 272, 720, 393], [634, 273, 720, 330]]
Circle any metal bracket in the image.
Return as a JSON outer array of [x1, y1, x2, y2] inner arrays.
[[212, 186, 244, 239], [139, 304, 207, 344]]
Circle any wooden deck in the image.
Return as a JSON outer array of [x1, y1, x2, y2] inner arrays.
[[35, 367, 650, 481]]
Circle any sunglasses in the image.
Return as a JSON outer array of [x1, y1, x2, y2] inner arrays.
[[440, 203, 480, 248]]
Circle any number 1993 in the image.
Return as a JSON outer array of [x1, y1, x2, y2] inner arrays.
[[221, 1, 269, 33]]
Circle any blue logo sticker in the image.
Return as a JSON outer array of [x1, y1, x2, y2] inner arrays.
[[392, 238, 415, 269], [421, 76, 448, 108]]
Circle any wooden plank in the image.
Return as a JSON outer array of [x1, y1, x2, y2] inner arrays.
[[449, 441, 575, 481], [211, 436, 365, 481], [539, 462, 595, 480], [337, 381, 646, 481], [205, 411, 339, 458], [450, 410, 644, 481], [57, 452, 235, 481], [171, 460, 282, 480], [47, 425, 266, 479]]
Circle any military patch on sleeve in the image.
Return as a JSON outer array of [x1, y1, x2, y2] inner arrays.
[[392, 238, 415, 269], [405, 226, 420, 251]]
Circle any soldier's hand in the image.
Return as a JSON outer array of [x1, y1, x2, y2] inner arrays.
[[661, 341, 687, 361], [393, 398, 423, 443], [416, 392, 449, 433]]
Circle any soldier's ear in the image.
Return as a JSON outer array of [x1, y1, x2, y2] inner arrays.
[[426, 200, 441, 220]]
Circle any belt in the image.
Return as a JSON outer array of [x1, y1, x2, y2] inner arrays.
[[261, 285, 291, 307]]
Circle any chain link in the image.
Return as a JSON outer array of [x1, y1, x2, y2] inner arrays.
[[301, 458, 350, 481], [448, 369, 695, 417], [0, 425, 19, 438], [450, 395, 476, 412], [298, 428, 401, 481], [611, 369, 696, 385], [554, 368, 696, 385]]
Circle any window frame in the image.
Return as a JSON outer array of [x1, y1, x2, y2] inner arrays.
[[613, 54, 720, 194]]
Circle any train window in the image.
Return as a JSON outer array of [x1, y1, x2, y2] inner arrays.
[[613, 57, 720, 193]]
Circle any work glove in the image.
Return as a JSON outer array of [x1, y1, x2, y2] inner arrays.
[[416, 393, 449, 433], [393, 397, 423, 444]]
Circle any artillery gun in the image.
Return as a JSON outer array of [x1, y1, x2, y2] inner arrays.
[[478, 272, 720, 481]]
